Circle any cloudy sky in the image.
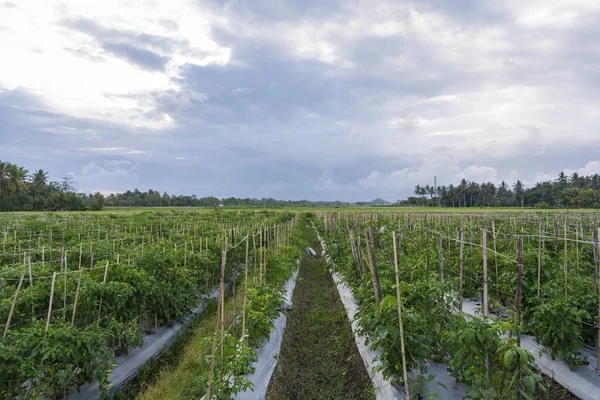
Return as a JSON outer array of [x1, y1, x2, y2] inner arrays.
[[1, 0, 600, 201]]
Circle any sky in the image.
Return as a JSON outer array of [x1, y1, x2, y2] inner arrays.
[[1, 0, 600, 202]]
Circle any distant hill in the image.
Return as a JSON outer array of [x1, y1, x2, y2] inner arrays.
[[371, 198, 390, 205], [354, 198, 390, 206]]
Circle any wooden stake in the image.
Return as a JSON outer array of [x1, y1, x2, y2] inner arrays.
[[492, 221, 500, 302], [4, 274, 24, 338], [220, 238, 228, 359], [537, 219, 542, 297], [516, 238, 523, 400], [71, 243, 84, 327], [259, 230, 263, 285], [482, 229, 490, 381], [482, 229, 488, 317], [28, 256, 34, 315], [253, 233, 257, 286], [241, 234, 250, 342], [596, 227, 600, 374], [97, 261, 109, 325], [459, 230, 464, 312], [563, 218, 568, 297], [363, 228, 382, 303], [45, 272, 57, 335], [392, 231, 410, 400], [438, 232, 444, 281], [206, 241, 225, 400]]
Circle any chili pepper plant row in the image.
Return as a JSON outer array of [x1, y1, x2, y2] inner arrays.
[[315, 211, 600, 399], [0, 210, 298, 399]]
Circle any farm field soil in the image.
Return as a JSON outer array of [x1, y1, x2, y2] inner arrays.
[[266, 224, 373, 400]]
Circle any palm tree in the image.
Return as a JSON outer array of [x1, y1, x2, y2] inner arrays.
[[448, 184, 456, 207], [458, 179, 468, 207], [414, 185, 422, 197], [7, 164, 28, 196], [0, 161, 9, 197], [468, 181, 478, 207], [557, 172, 568, 187], [32, 169, 48, 186], [513, 180, 525, 208], [31, 169, 49, 200], [437, 185, 447, 206]]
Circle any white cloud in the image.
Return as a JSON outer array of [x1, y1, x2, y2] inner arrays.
[[79, 147, 145, 155], [565, 160, 600, 177], [458, 166, 499, 184], [358, 171, 381, 189], [77, 160, 137, 183], [90, 189, 121, 196], [0, 0, 229, 128], [388, 115, 438, 129]]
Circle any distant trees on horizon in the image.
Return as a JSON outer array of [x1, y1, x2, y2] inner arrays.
[[0, 159, 104, 211], [3, 158, 600, 210], [408, 172, 600, 208]]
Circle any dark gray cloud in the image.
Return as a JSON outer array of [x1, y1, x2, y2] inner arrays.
[[2, 0, 600, 201], [102, 42, 168, 71]]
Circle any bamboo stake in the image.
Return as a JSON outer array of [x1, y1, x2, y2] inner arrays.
[[259, 230, 263, 285], [438, 232, 444, 281], [482, 229, 488, 317], [575, 223, 579, 275], [231, 228, 237, 339], [220, 238, 228, 359], [4, 274, 24, 338], [97, 261, 110, 325], [563, 218, 568, 297], [516, 238, 523, 400], [241, 234, 250, 342], [597, 227, 600, 374], [492, 221, 500, 302], [392, 231, 410, 400], [537, 219, 542, 297], [45, 272, 57, 336], [71, 243, 84, 327], [253, 233, 257, 286], [459, 229, 464, 312], [368, 227, 382, 301], [206, 238, 227, 400], [63, 250, 67, 320], [28, 256, 34, 315], [482, 229, 490, 381], [363, 228, 382, 303]]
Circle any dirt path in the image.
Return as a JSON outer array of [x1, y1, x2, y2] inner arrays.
[[266, 226, 373, 400]]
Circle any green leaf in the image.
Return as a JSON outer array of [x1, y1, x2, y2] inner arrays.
[[503, 349, 514, 368], [523, 376, 535, 394]]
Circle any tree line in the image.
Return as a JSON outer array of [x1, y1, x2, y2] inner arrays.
[[405, 172, 600, 208], [5, 158, 600, 210], [0, 160, 104, 211], [104, 189, 349, 208]]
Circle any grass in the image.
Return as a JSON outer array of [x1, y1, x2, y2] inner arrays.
[[125, 290, 241, 400], [266, 224, 373, 400]]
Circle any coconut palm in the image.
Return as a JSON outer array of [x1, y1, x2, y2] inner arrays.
[[513, 180, 525, 208], [0, 161, 9, 197], [6, 163, 28, 196]]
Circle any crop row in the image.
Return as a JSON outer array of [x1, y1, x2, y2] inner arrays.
[[0, 210, 299, 399], [315, 211, 600, 399]]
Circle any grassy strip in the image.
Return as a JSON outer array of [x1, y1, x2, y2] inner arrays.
[[115, 290, 240, 400], [266, 224, 374, 400]]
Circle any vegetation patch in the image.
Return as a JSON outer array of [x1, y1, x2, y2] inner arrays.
[[267, 223, 373, 400]]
